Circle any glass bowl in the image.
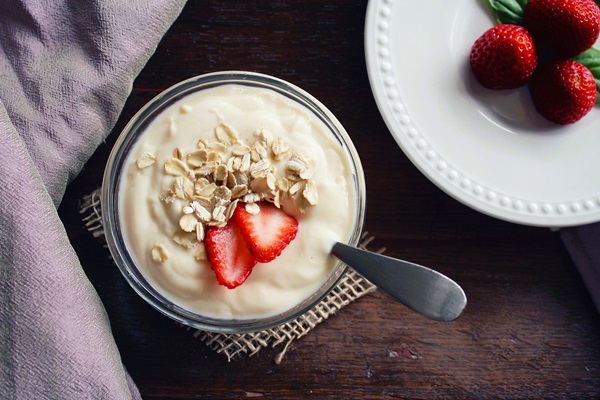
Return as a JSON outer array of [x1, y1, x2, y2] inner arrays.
[[102, 71, 366, 333]]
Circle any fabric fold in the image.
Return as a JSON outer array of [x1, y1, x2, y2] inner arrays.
[[560, 222, 600, 313], [0, 0, 186, 398]]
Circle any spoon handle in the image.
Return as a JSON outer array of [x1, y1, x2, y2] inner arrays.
[[331, 242, 467, 322]]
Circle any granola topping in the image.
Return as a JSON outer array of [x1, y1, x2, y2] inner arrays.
[[151, 243, 169, 263], [151, 123, 318, 249], [136, 152, 156, 169]]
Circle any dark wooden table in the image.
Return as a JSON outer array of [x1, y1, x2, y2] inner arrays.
[[58, 1, 600, 398]]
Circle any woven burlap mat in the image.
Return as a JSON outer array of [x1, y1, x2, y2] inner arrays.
[[79, 189, 378, 363]]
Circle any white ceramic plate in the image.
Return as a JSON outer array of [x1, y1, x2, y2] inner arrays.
[[365, 0, 600, 227]]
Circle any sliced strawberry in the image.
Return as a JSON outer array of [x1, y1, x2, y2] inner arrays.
[[233, 202, 299, 263], [205, 222, 257, 289]]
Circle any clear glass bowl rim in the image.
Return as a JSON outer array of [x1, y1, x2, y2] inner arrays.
[[101, 71, 367, 334]]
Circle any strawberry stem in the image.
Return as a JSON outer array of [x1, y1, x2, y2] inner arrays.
[[485, 0, 528, 25]]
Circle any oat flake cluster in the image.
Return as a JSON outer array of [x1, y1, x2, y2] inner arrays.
[[135, 122, 319, 263]]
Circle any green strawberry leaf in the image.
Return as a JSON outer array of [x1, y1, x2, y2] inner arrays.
[[485, 0, 528, 25], [573, 47, 600, 103]]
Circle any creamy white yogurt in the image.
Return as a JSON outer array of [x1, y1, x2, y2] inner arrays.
[[119, 83, 357, 319]]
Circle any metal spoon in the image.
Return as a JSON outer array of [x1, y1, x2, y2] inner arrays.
[[331, 242, 467, 322]]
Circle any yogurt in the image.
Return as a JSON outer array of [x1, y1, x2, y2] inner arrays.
[[119, 83, 357, 320]]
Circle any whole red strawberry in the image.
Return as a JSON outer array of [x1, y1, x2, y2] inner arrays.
[[529, 59, 597, 124], [524, 0, 600, 58], [470, 24, 538, 89]]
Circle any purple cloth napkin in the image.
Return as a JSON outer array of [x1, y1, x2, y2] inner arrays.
[[561, 223, 600, 312], [0, 1, 186, 398]]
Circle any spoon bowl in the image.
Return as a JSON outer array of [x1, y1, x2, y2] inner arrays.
[[332, 242, 467, 322]]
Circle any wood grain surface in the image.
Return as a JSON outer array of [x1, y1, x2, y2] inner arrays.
[[58, 1, 600, 398]]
